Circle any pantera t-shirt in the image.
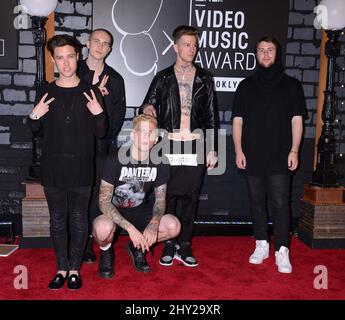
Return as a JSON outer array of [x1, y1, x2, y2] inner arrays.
[[102, 150, 170, 214]]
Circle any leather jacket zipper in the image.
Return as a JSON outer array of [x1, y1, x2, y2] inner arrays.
[[193, 84, 204, 100], [191, 83, 205, 126]]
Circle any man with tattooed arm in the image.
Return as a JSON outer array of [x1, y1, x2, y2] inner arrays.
[[93, 114, 180, 277]]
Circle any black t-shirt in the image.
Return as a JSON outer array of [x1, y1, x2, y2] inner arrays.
[[102, 150, 170, 214], [231, 73, 306, 176]]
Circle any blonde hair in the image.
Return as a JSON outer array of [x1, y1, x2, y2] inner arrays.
[[133, 114, 158, 129]]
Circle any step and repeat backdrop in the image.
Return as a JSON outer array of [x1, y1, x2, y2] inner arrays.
[[93, 0, 290, 218]]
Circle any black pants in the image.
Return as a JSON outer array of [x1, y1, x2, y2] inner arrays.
[[117, 208, 152, 234], [164, 138, 205, 243], [166, 190, 201, 244], [88, 156, 104, 232], [44, 186, 91, 271], [247, 174, 291, 251]]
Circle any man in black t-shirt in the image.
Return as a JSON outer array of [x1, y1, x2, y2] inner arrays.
[[232, 36, 306, 274], [93, 114, 180, 277]]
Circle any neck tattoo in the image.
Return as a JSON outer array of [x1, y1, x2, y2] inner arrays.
[[174, 64, 194, 81]]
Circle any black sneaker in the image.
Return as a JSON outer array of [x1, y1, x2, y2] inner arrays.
[[98, 245, 114, 279], [174, 242, 198, 267], [159, 240, 176, 266], [126, 242, 150, 273], [83, 235, 96, 263]]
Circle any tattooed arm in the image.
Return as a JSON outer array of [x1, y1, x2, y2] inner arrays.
[[99, 179, 149, 251], [99, 179, 131, 230], [143, 183, 167, 246]]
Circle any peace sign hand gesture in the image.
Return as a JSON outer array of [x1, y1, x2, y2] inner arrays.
[[83, 89, 103, 115], [98, 75, 109, 97], [30, 93, 55, 119]]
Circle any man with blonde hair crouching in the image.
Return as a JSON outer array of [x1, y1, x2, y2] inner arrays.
[[93, 114, 180, 277]]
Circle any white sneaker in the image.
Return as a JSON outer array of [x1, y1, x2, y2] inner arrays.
[[275, 246, 292, 273], [249, 240, 269, 264]]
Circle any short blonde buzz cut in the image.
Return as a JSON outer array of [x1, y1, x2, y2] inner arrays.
[[132, 114, 158, 129]]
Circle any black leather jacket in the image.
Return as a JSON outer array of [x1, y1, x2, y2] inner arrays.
[[140, 65, 219, 152]]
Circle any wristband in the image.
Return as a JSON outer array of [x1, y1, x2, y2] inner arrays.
[[29, 112, 39, 120]]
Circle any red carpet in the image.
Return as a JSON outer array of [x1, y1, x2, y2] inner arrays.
[[1, 236, 344, 300]]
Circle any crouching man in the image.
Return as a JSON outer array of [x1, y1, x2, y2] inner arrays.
[[93, 114, 180, 277]]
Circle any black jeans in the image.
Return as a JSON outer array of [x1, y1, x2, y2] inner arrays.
[[44, 186, 91, 271], [165, 139, 206, 245], [247, 174, 291, 251], [88, 155, 105, 232], [166, 191, 200, 244]]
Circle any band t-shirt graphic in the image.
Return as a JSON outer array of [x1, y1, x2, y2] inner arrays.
[[102, 150, 170, 214]]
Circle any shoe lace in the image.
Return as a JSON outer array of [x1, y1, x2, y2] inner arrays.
[[101, 249, 113, 267], [134, 250, 148, 264], [254, 246, 266, 255], [277, 251, 290, 264]]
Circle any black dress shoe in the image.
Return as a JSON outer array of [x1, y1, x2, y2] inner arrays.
[[83, 235, 96, 263], [48, 273, 67, 290], [67, 273, 82, 290], [98, 245, 114, 279], [126, 242, 150, 273]]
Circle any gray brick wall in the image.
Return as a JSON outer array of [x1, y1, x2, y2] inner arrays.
[[0, 2, 38, 217], [0, 0, 343, 223], [284, 0, 321, 139], [284, 0, 345, 185], [54, 0, 93, 68]]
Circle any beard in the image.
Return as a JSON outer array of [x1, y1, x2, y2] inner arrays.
[[258, 60, 274, 68]]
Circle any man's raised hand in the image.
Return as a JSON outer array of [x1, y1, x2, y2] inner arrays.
[[30, 93, 55, 119], [98, 75, 109, 97], [83, 89, 103, 115]]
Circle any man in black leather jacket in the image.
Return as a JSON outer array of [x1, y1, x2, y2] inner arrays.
[[141, 25, 219, 267]]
